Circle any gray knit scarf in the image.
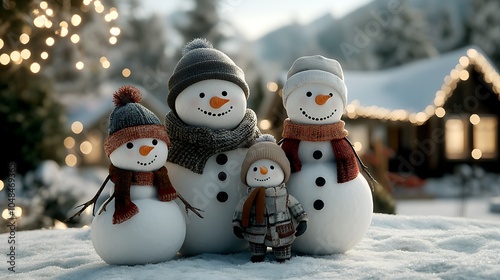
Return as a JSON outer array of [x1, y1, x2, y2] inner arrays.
[[165, 109, 261, 174]]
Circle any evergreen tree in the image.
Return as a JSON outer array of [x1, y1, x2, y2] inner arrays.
[[467, 0, 500, 67]]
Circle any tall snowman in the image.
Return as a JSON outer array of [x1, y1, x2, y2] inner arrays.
[[69, 86, 187, 265], [165, 38, 261, 255], [280, 55, 373, 255]]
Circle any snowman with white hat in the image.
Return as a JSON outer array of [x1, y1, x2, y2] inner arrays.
[[280, 55, 374, 255]]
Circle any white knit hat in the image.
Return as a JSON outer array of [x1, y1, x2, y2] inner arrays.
[[282, 55, 347, 108]]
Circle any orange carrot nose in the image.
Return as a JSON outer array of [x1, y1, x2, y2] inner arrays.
[[260, 166, 268, 175], [315, 94, 331, 105], [210, 96, 230, 109], [139, 145, 154, 156]]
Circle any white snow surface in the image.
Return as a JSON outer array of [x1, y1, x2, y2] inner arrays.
[[4, 214, 500, 280]]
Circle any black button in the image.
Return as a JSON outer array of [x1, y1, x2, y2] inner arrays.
[[313, 150, 322, 160], [313, 199, 324, 210], [218, 171, 227, 181], [315, 177, 326, 187], [217, 191, 228, 203], [216, 154, 228, 165]]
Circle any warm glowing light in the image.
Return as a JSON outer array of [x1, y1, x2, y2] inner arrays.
[[435, 107, 446, 118], [459, 70, 469, 81], [2, 209, 11, 220], [53, 219, 68, 229], [0, 180, 3, 191], [104, 14, 112, 22], [0, 53, 10, 65], [20, 49, 31, 59], [459, 56, 469, 67], [46, 37, 55, 46], [10, 51, 21, 62], [266, 82, 278, 92], [70, 34, 80, 43], [46, 8, 53, 16], [469, 114, 480, 125], [76, 61, 84, 70], [60, 27, 68, 37], [71, 14, 82, 26], [416, 112, 428, 124], [95, 4, 105, 13], [65, 154, 77, 166], [71, 121, 84, 134], [34, 16, 45, 28], [110, 27, 121, 36], [471, 149, 482, 160], [109, 36, 117, 45], [80, 141, 93, 154], [44, 19, 53, 28], [467, 48, 478, 58], [109, 9, 118, 20], [41, 52, 49, 59], [30, 62, 41, 73], [40, 1, 48, 9], [83, 0, 92, 5], [353, 142, 363, 152], [102, 60, 110, 69], [0, 38, 3, 49], [19, 33, 30, 44], [259, 119, 272, 130], [13, 207, 22, 218], [60, 21, 69, 28], [64, 137, 76, 149], [122, 68, 131, 77]]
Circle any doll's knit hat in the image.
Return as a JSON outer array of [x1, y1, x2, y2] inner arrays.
[[240, 134, 291, 184], [282, 55, 347, 108], [167, 38, 249, 115], [104, 85, 170, 157]]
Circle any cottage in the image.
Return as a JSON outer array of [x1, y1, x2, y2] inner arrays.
[[258, 46, 500, 184]]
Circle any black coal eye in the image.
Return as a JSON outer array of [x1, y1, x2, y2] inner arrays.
[[253, 167, 258, 172], [126, 143, 134, 149], [270, 165, 274, 170], [199, 92, 205, 98], [152, 139, 158, 145], [329, 93, 333, 97], [221, 91, 227, 96], [306, 91, 312, 97]]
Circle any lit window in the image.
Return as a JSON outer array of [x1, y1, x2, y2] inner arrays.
[[473, 116, 497, 159], [445, 118, 467, 159]]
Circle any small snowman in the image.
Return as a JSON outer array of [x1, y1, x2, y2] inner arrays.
[[165, 38, 261, 255], [68, 86, 199, 265], [280, 55, 374, 255], [233, 135, 308, 263]]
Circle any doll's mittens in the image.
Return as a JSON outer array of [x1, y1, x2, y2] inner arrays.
[[233, 226, 244, 239], [295, 221, 307, 237]]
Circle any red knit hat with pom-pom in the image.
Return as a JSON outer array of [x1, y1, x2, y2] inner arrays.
[[104, 85, 170, 157]]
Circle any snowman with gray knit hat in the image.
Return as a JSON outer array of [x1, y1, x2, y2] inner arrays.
[[165, 38, 261, 255], [280, 55, 374, 255], [233, 134, 308, 263]]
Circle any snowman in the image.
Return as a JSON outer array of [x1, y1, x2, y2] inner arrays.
[[233, 135, 308, 263], [165, 38, 261, 255], [280, 55, 373, 255], [68, 86, 193, 265]]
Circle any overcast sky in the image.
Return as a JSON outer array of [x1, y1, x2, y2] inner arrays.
[[137, 0, 373, 40]]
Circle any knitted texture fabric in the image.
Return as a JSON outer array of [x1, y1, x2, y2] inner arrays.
[[280, 119, 359, 183], [109, 165, 177, 224], [167, 38, 249, 115], [165, 109, 261, 174], [104, 124, 170, 157]]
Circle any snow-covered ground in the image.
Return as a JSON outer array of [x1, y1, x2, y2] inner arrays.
[[3, 214, 500, 279]]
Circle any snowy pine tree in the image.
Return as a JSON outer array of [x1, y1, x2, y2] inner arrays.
[[468, 0, 500, 67]]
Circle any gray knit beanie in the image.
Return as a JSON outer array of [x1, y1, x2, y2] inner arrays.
[[240, 134, 291, 185], [167, 38, 249, 115], [104, 85, 170, 157], [282, 55, 347, 108]]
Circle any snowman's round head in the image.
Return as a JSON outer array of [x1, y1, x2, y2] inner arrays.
[[241, 135, 291, 186], [167, 38, 249, 127], [109, 138, 168, 172], [104, 85, 171, 170], [282, 55, 347, 125], [175, 79, 247, 129]]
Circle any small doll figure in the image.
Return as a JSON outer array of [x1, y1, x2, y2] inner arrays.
[[233, 135, 307, 263]]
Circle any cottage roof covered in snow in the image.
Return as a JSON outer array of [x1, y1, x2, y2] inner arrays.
[[343, 46, 500, 124]]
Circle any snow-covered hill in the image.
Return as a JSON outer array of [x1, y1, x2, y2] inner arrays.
[[4, 214, 500, 279]]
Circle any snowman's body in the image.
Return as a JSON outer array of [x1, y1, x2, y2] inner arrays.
[[282, 69, 373, 255], [166, 79, 255, 255], [91, 137, 186, 265], [287, 140, 372, 254], [166, 148, 248, 255]]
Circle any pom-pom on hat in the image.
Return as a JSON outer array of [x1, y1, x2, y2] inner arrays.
[[240, 134, 291, 185], [167, 38, 249, 115], [282, 55, 347, 108], [104, 85, 170, 157]]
